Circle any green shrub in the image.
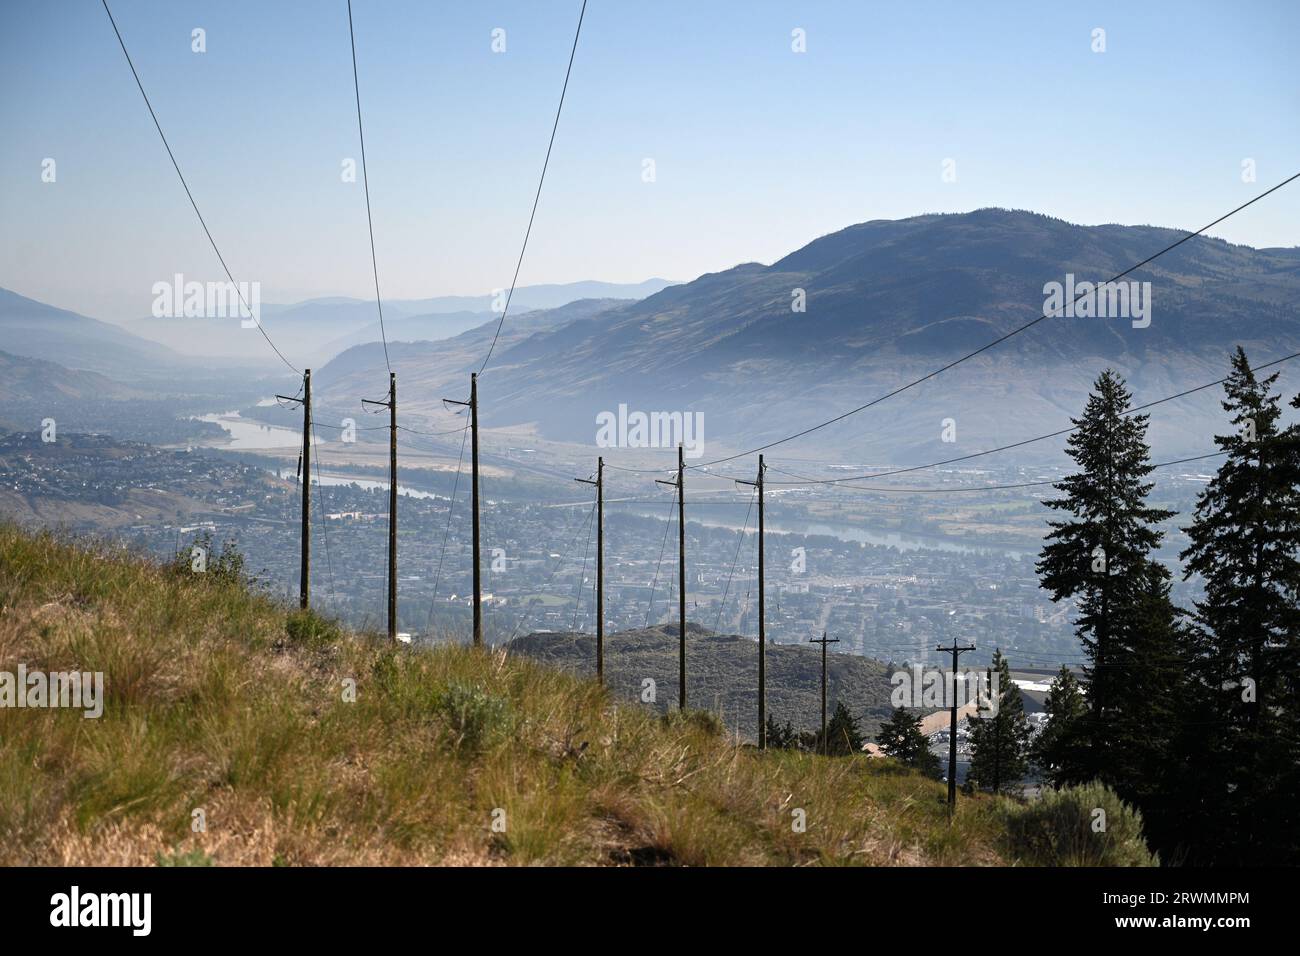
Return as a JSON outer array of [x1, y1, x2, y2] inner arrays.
[[284, 608, 343, 650], [156, 848, 214, 867], [1003, 782, 1157, 866], [661, 708, 725, 737], [168, 531, 247, 586], [437, 682, 514, 750]]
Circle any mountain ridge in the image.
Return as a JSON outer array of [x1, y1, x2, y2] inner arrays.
[[316, 209, 1300, 463]]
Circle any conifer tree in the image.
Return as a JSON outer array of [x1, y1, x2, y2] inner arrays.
[[1178, 348, 1300, 864], [1030, 664, 1088, 787], [822, 701, 864, 756], [1035, 369, 1186, 806], [967, 649, 1031, 793], [764, 715, 798, 750], [876, 707, 941, 777]]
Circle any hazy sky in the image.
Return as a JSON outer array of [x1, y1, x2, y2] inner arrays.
[[2, 0, 1298, 323]]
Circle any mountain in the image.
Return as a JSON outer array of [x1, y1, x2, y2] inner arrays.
[[126, 279, 678, 367], [390, 278, 677, 315], [322, 210, 1300, 463], [507, 623, 895, 739], [322, 299, 639, 365], [128, 297, 397, 368], [321, 310, 495, 354], [0, 288, 183, 377], [315, 298, 632, 402], [0, 350, 142, 404]]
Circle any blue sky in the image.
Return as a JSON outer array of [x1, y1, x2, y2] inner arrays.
[[2, 0, 1298, 322]]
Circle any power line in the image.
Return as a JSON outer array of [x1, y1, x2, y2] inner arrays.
[[767, 450, 1228, 495], [310, 421, 469, 438], [425, 421, 471, 636], [101, 0, 300, 376], [313, 421, 389, 433], [765, 350, 1300, 486], [589, 326, 1300, 487], [309, 416, 338, 608], [712, 489, 756, 634], [643, 488, 678, 628], [692, 170, 1300, 468], [398, 423, 475, 438], [604, 461, 676, 476], [571, 492, 598, 631], [477, 0, 588, 376], [507, 492, 597, 641], [345, 0, 392, 373]]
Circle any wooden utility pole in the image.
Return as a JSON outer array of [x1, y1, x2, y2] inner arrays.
[[443, 373, 482, 646], [809, 631, 839, 754], [275, 369, 312, 609], [677, 443, 685, 708], [574, 457, 604, 683], [362, 372, 398, 640], [735, 455, 766, 747], [470, 373, 481, 646], [655, 444, 687, 709], [388, 373, 397, 640], [938, 641, 977, 813]]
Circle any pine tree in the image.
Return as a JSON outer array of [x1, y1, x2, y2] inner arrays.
[[822, 701, 864, 756], [764, 715, 798, 750], [1030, 665, 1088, 787], [1105, 563, 1188, 846], [876, 707, 941, 777], [967, 649, 1031, 793], [1178, 347, 1300, 864], [1035, 369, 1184, 798]]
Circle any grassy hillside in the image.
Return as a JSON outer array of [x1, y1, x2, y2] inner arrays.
[[508, 625, 895, 740], [0, 525, 1154, 866]]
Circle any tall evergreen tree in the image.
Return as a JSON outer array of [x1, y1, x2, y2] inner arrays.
[[1178, 348, 1300, 864], [876, 707, 941, 778], [1030, 664, 1088, 787], [822, 701, 865, 756], [967, 649, 1031, 793], [1035, 369, 1187, 810]]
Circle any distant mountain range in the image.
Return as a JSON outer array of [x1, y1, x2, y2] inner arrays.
[[317, 209, 1300, 463], [123, 278, 678, 367], [0, 288, 181, 377], [321, 310, 494, 355], [507, 623, 895, 740], [0, 278, 674, 390], [376, 278, 677, 315], [8, 209, 1300, 466], [315, 297, 631, 391]]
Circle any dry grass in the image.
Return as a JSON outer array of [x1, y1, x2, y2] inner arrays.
[[0, 524, 1038, 866]]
